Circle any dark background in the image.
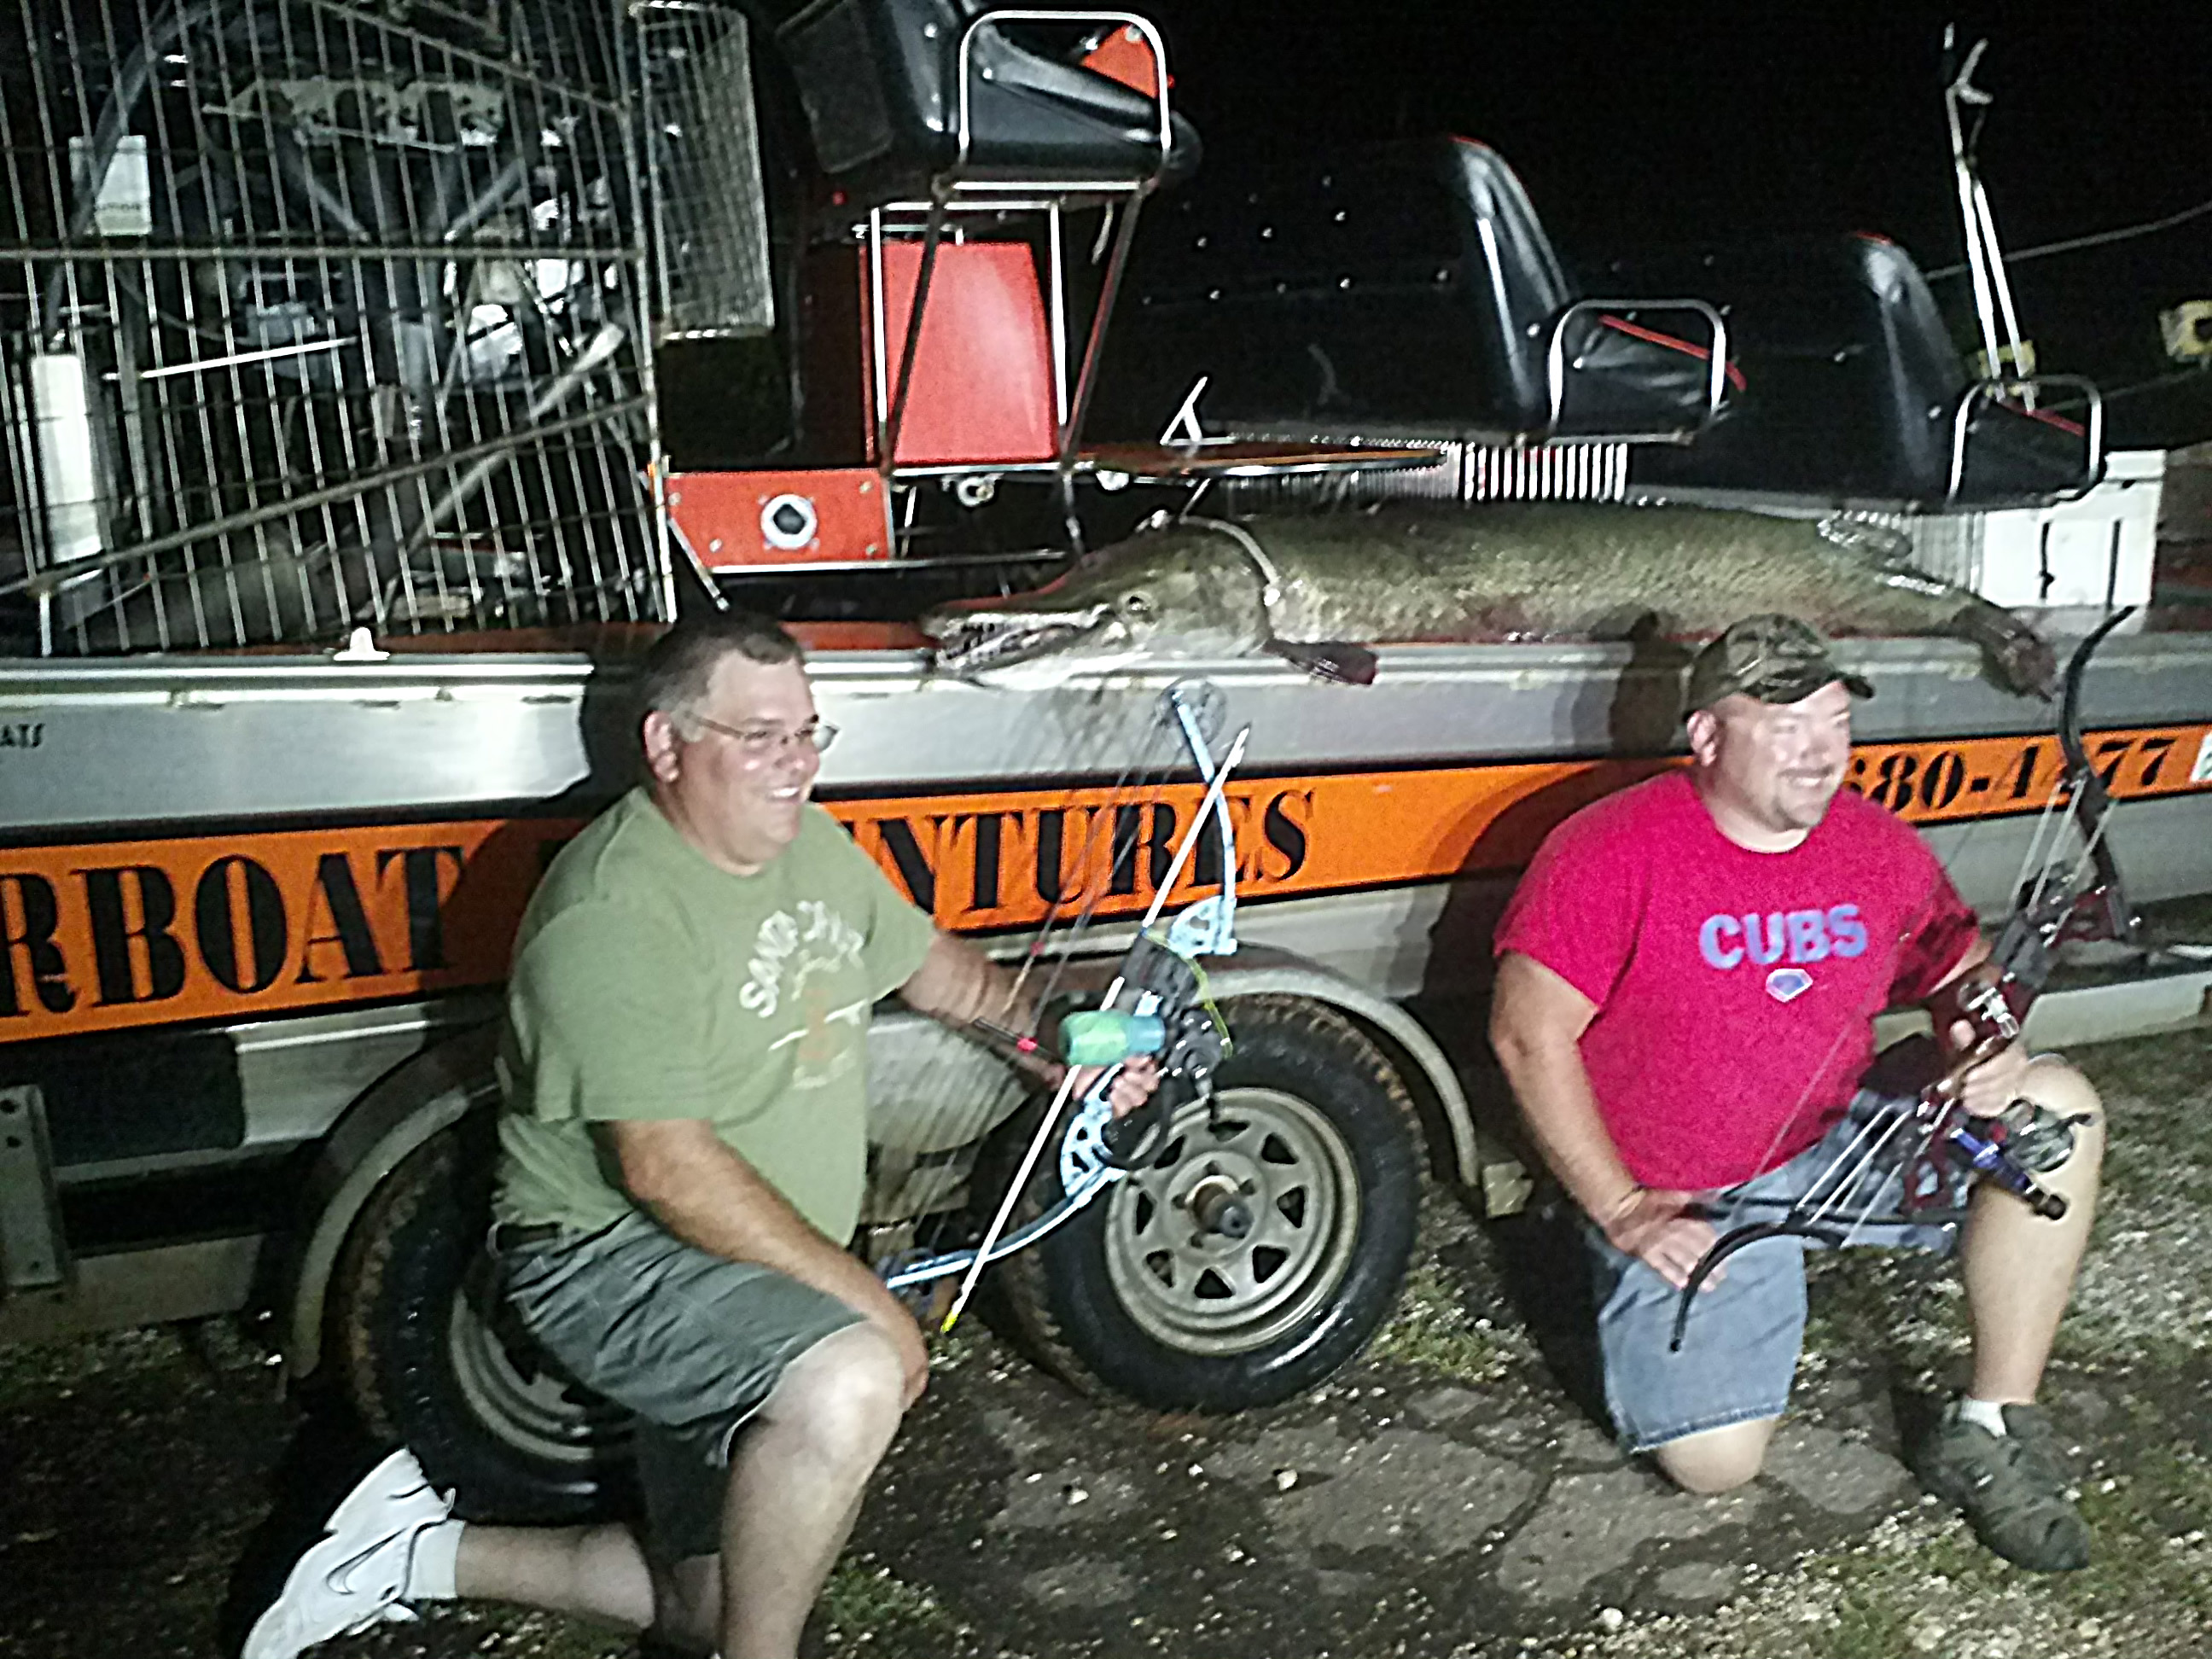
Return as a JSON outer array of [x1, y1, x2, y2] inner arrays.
[[1135, 2, 2212, 442]]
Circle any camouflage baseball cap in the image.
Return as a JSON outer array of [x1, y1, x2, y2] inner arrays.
[[1683, 614, 1876, 714]]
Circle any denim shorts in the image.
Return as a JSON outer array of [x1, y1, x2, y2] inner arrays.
[[1587, 1091, 1965, 1452], [498, 1211, 862, 1560]]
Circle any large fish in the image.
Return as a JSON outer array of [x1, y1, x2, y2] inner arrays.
[[921, 503, 2057, 696]]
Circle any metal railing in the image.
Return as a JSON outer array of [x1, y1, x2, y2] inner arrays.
[[871, 10, 1176, 488], [1542, 299, 1730, 445], [1946, 375, 2105, 508]]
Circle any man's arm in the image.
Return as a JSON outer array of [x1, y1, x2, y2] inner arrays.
[[898, 931, 1030, 1030], [1488, 952, 1719, 1291], [1926, 931, 1992, 993], [602, 1118, 929, 1403]]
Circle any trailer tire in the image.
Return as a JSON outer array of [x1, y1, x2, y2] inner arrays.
[[330, 1120, 630, 1522], [984, 996, 1421, 1411]]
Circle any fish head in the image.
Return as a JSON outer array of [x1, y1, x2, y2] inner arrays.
[[921, 526, 1268, 683]]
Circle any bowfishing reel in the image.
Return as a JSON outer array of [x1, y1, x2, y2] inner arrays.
[[1039, 933, 1231, 1175]]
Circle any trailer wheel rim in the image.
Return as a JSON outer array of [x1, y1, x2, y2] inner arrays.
[[447, 1253, 627, 1469], [1100, 1086, 1363, 1357]]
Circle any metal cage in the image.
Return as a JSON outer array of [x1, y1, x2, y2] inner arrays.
[[0, 0, 749, 655]]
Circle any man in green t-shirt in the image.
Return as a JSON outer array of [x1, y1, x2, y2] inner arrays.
[[249, 611, 1156, 1659]]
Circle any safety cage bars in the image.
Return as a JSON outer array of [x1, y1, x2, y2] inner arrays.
[[0, 0, 799, 655]]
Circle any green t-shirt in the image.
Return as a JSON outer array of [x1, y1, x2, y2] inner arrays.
[[492, 789, 938, 1240]]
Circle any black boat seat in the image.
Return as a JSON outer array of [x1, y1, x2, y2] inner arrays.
[[776, 0, 1198, 208], [1090, 137, 1726, 445], [1615, 234, 2095, 506], [1441, 139, 1729, 438]]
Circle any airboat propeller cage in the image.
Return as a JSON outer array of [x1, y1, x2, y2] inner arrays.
[[0, 0, 721, 655]]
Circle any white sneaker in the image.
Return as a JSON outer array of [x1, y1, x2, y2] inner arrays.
[[243, 1448, 454, 1659]]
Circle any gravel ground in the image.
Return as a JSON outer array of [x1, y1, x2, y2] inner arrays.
[[3, 1025, 2209, 1659]]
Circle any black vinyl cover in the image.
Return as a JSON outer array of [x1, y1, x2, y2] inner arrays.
[[1090, 137, 1713, 441], [777, 0, 1198, 207], [1612, 235, 2088, 504]]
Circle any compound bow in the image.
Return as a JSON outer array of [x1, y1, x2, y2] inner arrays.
[[877, 684, 1249, 1334]]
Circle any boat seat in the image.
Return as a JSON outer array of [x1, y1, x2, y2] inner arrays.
[[1441, 141, 1724, 438], [775, 0, 1198, 207], [1615, 234, 2093, 505], [1089, 137, 1725, 445]]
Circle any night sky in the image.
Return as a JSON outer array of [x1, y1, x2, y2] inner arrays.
[[1135, 3, 2212, 428]]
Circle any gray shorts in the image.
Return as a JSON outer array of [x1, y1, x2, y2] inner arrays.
[[498, 1211, 862, 1560], [1587, 1092, 1964, 1452]]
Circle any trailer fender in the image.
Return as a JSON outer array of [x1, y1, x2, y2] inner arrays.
[[283, 1022, 502, 1380], [1196, 947, 1530, 1214]]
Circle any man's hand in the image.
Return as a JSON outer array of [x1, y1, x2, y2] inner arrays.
[[1067, 1052, 1161, 1118], [1599, 1187, 1720, 1292], [1948, 1020, 2035, 1118]]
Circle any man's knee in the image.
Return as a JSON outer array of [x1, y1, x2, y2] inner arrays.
[[2012, 1057, 2104, 1184], [1652, 1417, 1778, 1494], [760, 1322, 907, 1458], [2019, 1057, 2101, 1127]]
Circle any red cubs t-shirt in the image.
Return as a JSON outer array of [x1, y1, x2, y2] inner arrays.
[[1495, 771, 1980, 1192]]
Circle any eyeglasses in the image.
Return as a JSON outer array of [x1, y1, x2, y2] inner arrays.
[[689, 714, 839, 759]]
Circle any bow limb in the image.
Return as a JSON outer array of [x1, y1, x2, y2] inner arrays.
[[879, 1161, 1115, 1290], [1668, 1220, 1848, 1352], [2053, 606, 2139, 951], [2000, 607, 2139, 986], [916, 1063, 1089, 1312]]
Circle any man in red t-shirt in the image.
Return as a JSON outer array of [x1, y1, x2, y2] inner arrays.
[[1491, 614, 2104, 1572]]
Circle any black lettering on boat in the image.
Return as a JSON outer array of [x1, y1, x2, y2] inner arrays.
[[1263, 789, 1313, 881], [1032, 806, 1089, 907], [0, 873, 76, 1016], [376, 846, 466, 972], [78, 865, 188, 1007], [296, 851, 386, 983], [868, 817, 944, 914], [957, 810, 1025, 913], [194, 855, 288, 994]]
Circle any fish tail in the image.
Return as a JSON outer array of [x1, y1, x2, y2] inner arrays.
[[1947, 602, 2058, 700]]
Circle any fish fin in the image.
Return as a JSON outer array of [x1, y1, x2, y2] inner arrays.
[[1263, 638, 1379, 685], [1817, 515, 1916, 568], [1947, 603, 2058, 701]]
